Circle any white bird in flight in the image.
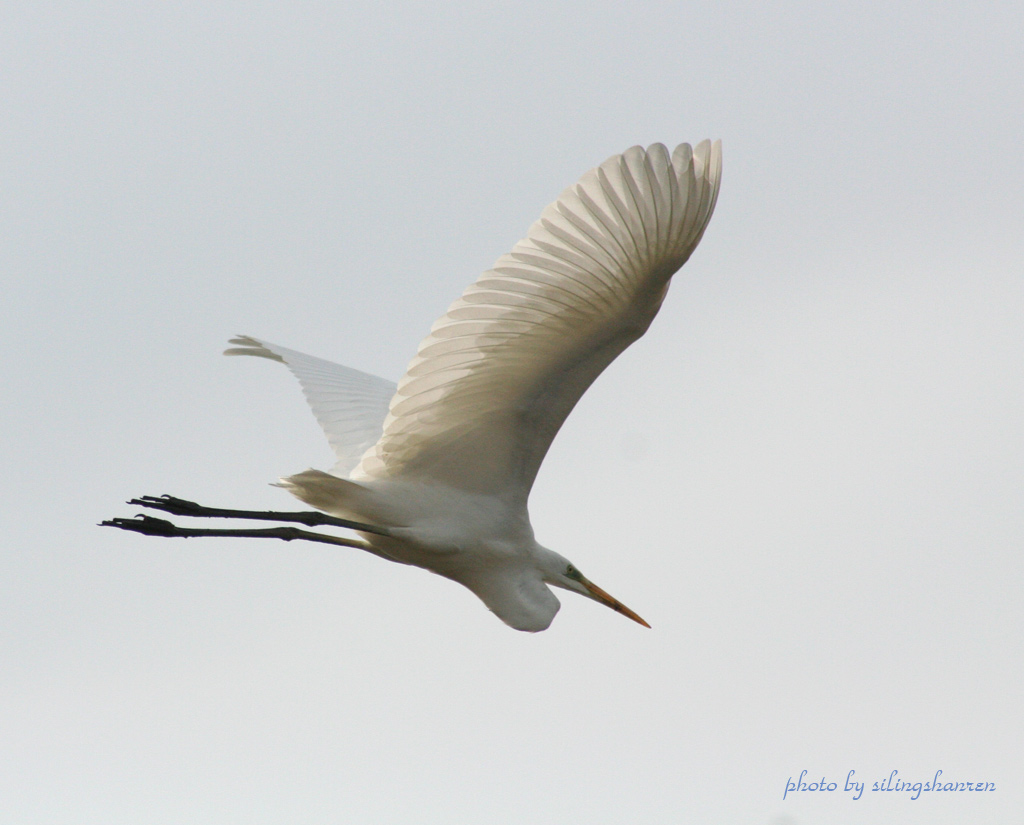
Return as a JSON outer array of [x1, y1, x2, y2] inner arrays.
[[106, 141, 721, 631]]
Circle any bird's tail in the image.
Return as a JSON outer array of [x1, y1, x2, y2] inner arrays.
[[276, 469, 395, 527]]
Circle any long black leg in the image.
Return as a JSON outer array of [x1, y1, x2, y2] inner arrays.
[[126, 495, 392, 537], [101, 514, 373, 550]]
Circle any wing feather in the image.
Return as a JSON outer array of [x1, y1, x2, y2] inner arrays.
[[352, 141, 722, 500], [225, 336, 396, 477]]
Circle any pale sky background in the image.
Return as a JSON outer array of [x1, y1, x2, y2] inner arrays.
[[3, 2, 1022, 823]]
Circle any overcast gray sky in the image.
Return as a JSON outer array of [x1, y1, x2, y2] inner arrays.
[[3, 2, 1022, 823]]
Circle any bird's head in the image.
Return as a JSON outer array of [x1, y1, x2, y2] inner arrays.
[[540, 548, 650, 629], [457, 544, 650, 633]]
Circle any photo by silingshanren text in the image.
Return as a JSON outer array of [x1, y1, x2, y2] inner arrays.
[[783, 769, 996, 801]]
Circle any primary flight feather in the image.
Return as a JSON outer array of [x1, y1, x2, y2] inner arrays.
[[117, 141, 721, 632]]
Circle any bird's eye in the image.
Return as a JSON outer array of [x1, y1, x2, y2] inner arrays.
[[566, 564, 577, 577]]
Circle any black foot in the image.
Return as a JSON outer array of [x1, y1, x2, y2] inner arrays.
[[101, 514, 183, 537], [127, 495, 208, 517]]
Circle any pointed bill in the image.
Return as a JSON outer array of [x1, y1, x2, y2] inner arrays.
[[582, 578, 651, 628]]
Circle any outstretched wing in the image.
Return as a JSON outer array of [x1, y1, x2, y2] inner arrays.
[[353, 141, 722, 502], [225, 336, 396, 477]]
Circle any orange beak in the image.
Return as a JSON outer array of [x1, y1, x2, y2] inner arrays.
[[582, 578, 651, 628]]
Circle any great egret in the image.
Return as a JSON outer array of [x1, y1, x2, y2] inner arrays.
[[105, 141, 722, 631]]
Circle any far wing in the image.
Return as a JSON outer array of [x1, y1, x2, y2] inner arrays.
[[225, 335, 396, 478], [352, 141, 722, 502]]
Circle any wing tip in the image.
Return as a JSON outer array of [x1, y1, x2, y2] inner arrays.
[[223, 335, 285, 363]]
